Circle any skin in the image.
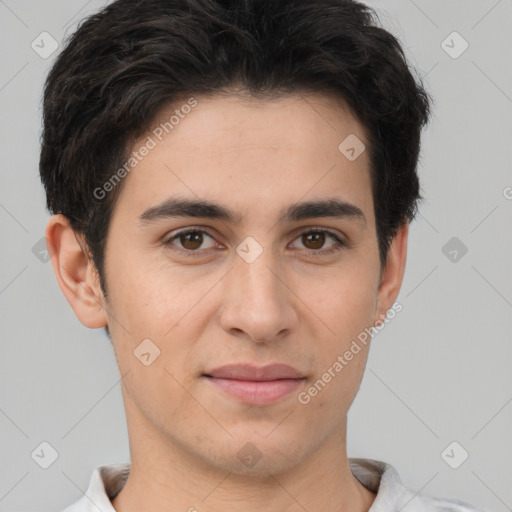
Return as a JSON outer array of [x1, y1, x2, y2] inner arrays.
[[46, 92, 408, 512]]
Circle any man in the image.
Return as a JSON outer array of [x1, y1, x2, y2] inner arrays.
[[40, 0, 486, 510]]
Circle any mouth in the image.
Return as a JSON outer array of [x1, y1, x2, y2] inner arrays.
[[202, 376, 306, 405], [202, 363, 306, 405]]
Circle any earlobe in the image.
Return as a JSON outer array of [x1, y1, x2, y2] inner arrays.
[[374, 221, 409, 324], [45, 214, 108, 329]]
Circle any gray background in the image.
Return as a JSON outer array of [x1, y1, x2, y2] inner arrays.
[[0, 0, 511, 510]]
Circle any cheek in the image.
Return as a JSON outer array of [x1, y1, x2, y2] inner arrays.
[[104, 254, 201, 340], [315, 349, 370, 416], [302, 265, 378, 337], [302, 286, 373, 413], [104, 258, 215, 385], [295, 262, 378, 406]]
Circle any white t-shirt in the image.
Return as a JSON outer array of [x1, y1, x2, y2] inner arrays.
[[61, 458, 489, 512]]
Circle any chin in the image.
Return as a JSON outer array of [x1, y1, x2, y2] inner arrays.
[[197, 435, 308, 477]]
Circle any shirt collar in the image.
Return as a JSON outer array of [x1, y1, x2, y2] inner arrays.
[[62, 457, 481, 512]]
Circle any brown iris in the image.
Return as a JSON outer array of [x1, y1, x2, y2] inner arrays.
[[302, 231, 326, 250], [179, 231, 204, 250]]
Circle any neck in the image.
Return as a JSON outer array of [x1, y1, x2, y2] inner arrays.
[[112, 407, 376, 512]]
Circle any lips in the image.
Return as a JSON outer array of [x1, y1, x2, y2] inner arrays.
[[202, 364, 306, 405], [203, 363, 305, 381]]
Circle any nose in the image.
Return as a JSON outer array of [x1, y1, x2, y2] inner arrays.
[[218, 247, 297, 344]]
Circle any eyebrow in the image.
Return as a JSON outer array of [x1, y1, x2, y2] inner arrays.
[[138, 196, 366, 226]]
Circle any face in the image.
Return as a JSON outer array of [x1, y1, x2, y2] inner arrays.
[[81, 92, 404, 475]]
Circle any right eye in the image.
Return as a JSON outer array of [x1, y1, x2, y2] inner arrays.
[[163, 228, 221, 256]]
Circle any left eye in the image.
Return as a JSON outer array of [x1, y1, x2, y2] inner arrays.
[[292, 230, 342, 252], [163, 228, 345, 255]]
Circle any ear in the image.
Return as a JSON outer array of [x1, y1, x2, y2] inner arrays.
[[45, 214, 108, 329], [374, 221, 408, 323]]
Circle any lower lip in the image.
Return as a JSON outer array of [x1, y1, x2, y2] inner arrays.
[[204, 376, 305, 405]]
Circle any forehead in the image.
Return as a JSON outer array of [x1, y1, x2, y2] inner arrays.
[[110, 91, 374, 226], [152, 90, 367, 148]]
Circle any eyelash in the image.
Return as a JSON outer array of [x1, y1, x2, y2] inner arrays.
[[163, 227, 347, 258]]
